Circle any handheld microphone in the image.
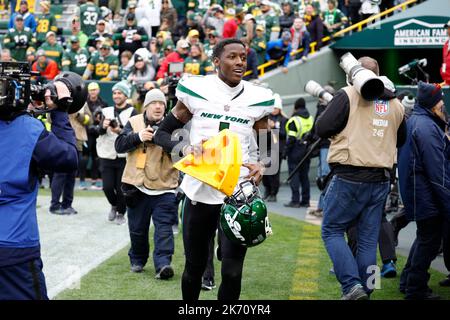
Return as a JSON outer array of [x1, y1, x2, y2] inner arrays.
[[398, 58, 427, 75]]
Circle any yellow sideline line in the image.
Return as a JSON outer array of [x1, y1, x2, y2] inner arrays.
[[289, 224, 322, 300]]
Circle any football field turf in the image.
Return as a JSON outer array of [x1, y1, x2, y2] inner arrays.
[[55, 212, 450, 300]]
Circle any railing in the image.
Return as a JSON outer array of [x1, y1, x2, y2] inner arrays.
[[245, 0, 418, 77]]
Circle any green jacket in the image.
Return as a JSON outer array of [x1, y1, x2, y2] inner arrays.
[[251, 36, 267, 65], [36, 13, 58, 44], [39, 42, 65, 67], [62, 47, 90, 75]]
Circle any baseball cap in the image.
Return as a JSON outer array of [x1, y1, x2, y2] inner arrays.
[[212, 4, 224, 12], [70, 35, 79, 43], [20, 0, 28, 5], [143, 89, 167, 108], [176, 39, 190, 49], [127, 13, 135, 20], [209, 30, 219, 37], [281, 30, 291, 41], [72, 16, 79, 23], [235, 7, 245, 16], [88, 82, 100, 91], [46, 31, 56, 38], [15, 14, 24, 21], [256, 24, 264, 31], [188, 29, 200, 38], [100, 41, 111, 48], [36, 49, 45, 57], [97, 19, 106, 25], [187, 12, 196, 20], [261, 0, 271, 6], [244, 13, 255, 22], [444, 20, 450, 28], [26, 47, 36, 56], [128, 0, 137, 8]]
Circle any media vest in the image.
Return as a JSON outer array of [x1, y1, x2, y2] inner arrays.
[[327, 86, 404, 169], [121, 115, 179, 190], [285, 115, 314, 140], [0, 115, 43, 249]]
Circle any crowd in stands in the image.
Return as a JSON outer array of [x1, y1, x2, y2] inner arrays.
[[1, 0, 414, 92]]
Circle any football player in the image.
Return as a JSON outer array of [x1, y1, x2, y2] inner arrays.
[[154, 38, 275, 300]]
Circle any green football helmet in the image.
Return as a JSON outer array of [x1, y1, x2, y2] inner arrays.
[[220, 180, 273, 247]]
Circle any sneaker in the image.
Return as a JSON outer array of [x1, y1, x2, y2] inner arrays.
[[61, 207, 78, 215], [115, 213, 126, 225], [201, 278, 216, 291], [299, 202, 310, 208], [405, 291, 441, 300], [266, 195, 277, 202], [108, 206, 117, 221], [91, 181, 103, 190], [172, 225, 179, 235], [155, 265, 174, 280], [79, 181, 88, 190], [308, 208, 323, 218], [439, 275, 450, 287], [284, 202, 301, 208], [341, 284, 369, 300], [130, 264, 144, 273], [381, 261, 397, 278], [49, 206, 68, 215]]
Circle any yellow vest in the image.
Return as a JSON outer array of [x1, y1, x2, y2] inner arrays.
[[327, 86, 405, 169], [121, 115, 179, 190], [285, 115, 314, 140]]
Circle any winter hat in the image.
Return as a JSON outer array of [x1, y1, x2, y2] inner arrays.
[[143, 89, 166, 108], [294, 97, 306, 110], [401, 94, 415, 110], [416, 81, 443, 109], [112, 80, 131, 98]]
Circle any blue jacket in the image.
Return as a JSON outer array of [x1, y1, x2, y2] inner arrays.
[[398, 105, 450, 222], [265, 39, 292, 68], [9, 12, 38, 33], [0, 111, 78, 267]]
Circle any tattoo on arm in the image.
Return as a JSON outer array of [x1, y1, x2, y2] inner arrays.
[[172, 100, 193, 124]]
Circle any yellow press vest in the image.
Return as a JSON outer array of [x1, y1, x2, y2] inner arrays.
[[285, 115, 314, 140], [327, 86, 405, 169], [121, 115, 179, 190]]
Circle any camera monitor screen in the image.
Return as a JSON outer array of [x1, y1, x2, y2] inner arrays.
[[168, 62, 184, 74]]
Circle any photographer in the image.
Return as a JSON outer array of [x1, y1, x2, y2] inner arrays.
[[96, 81, 137, 225], [0, 70, 83, 300], [127, 53, 158, 106], [316, 56, 406, 299], [115, 89, 179, 279]]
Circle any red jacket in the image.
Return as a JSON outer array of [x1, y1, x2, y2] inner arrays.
[[32, 58, 60, 80], [156, 51, 184, 80], [441, 39, 450, 85], [223, 18, 238, 38]]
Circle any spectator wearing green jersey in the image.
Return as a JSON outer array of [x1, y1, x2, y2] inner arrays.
[[83, 41, 119, 81], [251, 24, 267, 65], [321, 0, 348, 36], [35, 1, 58, 47], [38, 31, 64, 68], [258, 0, 281, 42], [114, 13, 149, 55], [78, 0, 101, 36], [62, 36, 91, 76], [183, 43, 215, 76], [3, 14, 36, 62]]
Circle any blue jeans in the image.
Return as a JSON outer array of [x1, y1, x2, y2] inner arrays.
[[321, 175, 389, 295], [317, 148, 330, 210], [127, 192, 178, 272]]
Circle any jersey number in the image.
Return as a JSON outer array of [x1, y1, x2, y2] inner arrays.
[[184, 63, 200, 75], [83, 12, 98, 26], [95, 63, 109, 76], [75, 55, 88, 67], [37, 20, 49, 33]]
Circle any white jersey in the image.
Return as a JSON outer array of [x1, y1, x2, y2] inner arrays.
[[176, 74, 275, 204]]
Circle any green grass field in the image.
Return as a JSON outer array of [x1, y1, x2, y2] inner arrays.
[[56, 213, 450, 300]]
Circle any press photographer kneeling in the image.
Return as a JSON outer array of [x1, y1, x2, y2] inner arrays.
[[115, 89, 179, 279], [0, 63, 87, 300]]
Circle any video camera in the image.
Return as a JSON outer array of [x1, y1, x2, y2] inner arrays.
[[166, 62, 184, 111], [0, 61, 87, 120], [339, 52, 384, 101]]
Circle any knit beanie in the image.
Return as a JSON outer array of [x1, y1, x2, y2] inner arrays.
[[143, 89, 166, 109], [294, 97, 306, 110], [401, 94, 415, 110], [112, 80, 131, 98], [416, 81, 443, 109]]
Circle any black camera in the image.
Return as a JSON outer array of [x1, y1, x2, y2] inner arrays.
[[109, 118, 119, 129], [0, 62, 87, 120], [165, 62, 184, 111]]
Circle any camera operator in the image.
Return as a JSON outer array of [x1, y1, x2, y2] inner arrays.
[[127, 53, 158, 106], [0, 71, 83, 300], [316, 56, 406, 299], [115, 89, 179, 279], [96, 81, 137, 225]]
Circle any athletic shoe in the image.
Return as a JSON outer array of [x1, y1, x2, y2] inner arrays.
[[155, 265, 174, 280], [299, 202, 310, 208], [130, 264, 144, 273], [266, 195, 277, 202], [62, 207, 78, 215], [284, 202, 301, 208], [108, 206, 117, 221], [172, 225, 179, 235], [341, 284, 369, 300], [79, 181, 88, 190], [91, 181, 103, 190], [115, 213, 126, 225], [439, 275, 450, 287], [381, 261, 397, 278], [308, 208, 323, 218], [201, 278, 216, 291], [49, 207, 68, 215]]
